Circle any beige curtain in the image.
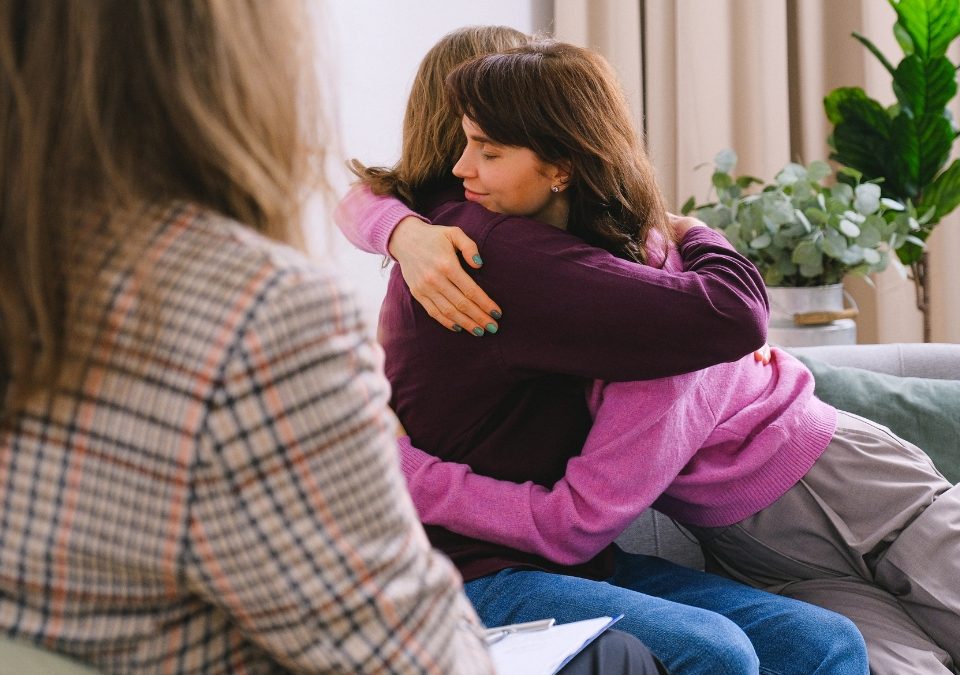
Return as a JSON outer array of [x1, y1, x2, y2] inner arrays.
[[554, 0, 960, 344]]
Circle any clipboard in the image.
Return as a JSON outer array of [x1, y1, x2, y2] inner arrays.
[[488, 614, 625, 675]]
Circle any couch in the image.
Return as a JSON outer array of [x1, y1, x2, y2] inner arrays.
[[616, 342, 960, 568], [3, 342, 959, 673]]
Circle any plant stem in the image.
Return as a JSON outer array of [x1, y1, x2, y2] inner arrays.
[[852, 31, 896, 76], [911, 252, 931, 343]]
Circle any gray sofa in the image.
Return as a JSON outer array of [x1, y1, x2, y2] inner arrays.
[[3, 342, 958, 673], [616, 342, 960, 569]]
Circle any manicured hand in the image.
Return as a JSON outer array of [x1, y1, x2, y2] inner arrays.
[[387, 217, 502, 335]]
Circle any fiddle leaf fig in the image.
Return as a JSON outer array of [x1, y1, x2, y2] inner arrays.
[[922, 159, 960, 221], [892, 0, 960, 59], [825, 88, 894, 186], [824, 0, 960, 266], [892, 54, 956, 118], [683, 150, 917, 287]]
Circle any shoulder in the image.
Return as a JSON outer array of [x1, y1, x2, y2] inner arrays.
[[425, 199, 513, 240], [145, 201, 366, 362], [167, 202, 347, 302], [427, 200, 609, 260], [197, 208, 363, 335]]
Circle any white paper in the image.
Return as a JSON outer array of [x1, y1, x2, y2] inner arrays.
[[489, 616, 617, 675]]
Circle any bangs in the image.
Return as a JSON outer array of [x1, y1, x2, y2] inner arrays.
[[446, 51, 560, 158]]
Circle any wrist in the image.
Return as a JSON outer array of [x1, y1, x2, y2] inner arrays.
[[387, 215, 430, 260], [397, 435, 434, 475]]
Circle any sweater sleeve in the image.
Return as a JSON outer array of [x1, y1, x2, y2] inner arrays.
[[475, 218, 769, 381], [333, 183, 426, 257], [398, 373, 716, 565]]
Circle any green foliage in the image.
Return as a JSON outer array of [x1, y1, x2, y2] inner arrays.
[[824, 0, 960, 265], [684, 150, 919, 287]]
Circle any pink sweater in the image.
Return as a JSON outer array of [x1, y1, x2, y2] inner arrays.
[[335, 185, 838, 566], [334, 184, 429, 257]]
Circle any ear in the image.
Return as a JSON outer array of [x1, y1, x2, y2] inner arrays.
[[551, 160, 573, 187]]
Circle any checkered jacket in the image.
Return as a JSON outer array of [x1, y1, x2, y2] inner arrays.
[[0, 203, 492, 674]]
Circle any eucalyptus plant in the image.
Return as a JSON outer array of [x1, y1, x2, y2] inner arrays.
[[824, 0, 960, 265], [682, 150, 917, 288]]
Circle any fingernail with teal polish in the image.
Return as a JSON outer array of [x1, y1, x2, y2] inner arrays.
[[453, 324, 463, 332], [472, 254, 484, 265], [486, 323, 498, 334], [490, 310, 502, 320], [472, 327, 485, 337]]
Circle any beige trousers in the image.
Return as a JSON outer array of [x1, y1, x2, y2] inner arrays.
[[686, 411, 960, 675]]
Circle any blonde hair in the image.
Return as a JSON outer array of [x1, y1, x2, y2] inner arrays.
[[353, 25, 528, 207], [0, 0, 329, 408]]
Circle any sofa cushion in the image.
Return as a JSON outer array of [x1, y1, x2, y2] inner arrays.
[[0, 637, 98, 674], [793, 353, 960, 484]]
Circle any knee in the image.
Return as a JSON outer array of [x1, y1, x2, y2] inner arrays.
[[775, 605, 868, 674], [680, 617, 759, 675], [807, 613, 869, 673], [707, 626, 761, 674]]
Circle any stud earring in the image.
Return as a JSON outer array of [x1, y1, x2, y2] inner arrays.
[[551, 185, 560, 193]]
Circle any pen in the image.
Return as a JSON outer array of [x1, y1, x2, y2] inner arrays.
[[482, 618, 556, 645]]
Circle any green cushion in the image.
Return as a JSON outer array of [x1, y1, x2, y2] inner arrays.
[[0, 637, 99, 674], [792, 353, 960, 484]]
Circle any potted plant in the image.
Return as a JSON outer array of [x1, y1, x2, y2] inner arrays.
[[824, 0, 960, 340], [682, 149, 919, 345]]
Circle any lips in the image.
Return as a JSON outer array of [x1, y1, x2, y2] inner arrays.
[[463, 187, 486, 202]]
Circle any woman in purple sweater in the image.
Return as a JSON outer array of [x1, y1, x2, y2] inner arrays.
[[344, 40, 960, 674], [341, 29, 871, 675]]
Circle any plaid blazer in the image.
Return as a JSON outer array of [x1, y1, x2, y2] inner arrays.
[[0, 203, 492, 674]]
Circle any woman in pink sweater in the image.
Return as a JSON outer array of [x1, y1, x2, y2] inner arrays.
[[339, 42, 960, 675]]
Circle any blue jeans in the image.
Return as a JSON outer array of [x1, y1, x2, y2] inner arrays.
[[464, 548, 867, 675]]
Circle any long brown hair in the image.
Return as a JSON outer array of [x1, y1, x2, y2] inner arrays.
[[353, 25, 528, 207], [0, 0, 329, 409], [446, 40, 670, 264]]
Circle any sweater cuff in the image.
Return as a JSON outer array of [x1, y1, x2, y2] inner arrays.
[[377, 203, 427, 260], [397, 435, 434, 475]]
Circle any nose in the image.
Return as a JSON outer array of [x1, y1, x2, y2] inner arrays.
[[452, 148, 473, 179]]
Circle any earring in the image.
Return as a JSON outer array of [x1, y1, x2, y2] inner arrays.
[[551, 185, 560, 193]]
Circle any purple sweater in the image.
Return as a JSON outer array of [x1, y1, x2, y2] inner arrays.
[[354, 186, 774, 581]]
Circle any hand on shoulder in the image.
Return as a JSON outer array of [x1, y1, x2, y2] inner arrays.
[[388, 216, 502, 336], [667, 213, 709, 239]]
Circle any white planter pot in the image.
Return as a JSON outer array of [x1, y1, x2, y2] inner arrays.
[[766, 284, 857, 348]]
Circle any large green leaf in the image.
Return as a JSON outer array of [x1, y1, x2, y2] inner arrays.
[[890, 113, 920, 198], [894, 21, 916, 55], [825, 87, 864, 125], [921, 158, 960, 221], [916, 112, 954, 186], [890, 0, 960, 60], [892, 54, 957, 117], [827, 89, 894, 184], [888, 110, 954, 199], [823, 0, 960, 269]]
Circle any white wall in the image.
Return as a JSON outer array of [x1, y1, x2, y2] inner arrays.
[[310, 0, 553, 333]]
